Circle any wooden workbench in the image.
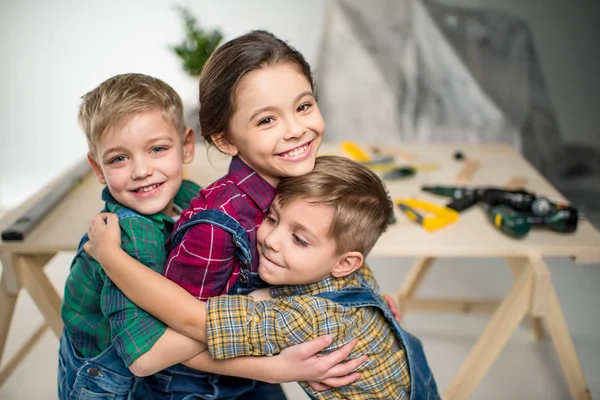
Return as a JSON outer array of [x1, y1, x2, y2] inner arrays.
[[1, 142, 599, 399]]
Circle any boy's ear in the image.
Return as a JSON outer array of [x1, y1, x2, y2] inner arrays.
[[182, 128, 195, 164], [331, 251, 364, 278], [211, 132, 239, 156], [88, 153, 106, 184]]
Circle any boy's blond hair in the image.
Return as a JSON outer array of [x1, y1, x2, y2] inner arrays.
[[79, 73, 187, 159], [276, 156, 394, 257]]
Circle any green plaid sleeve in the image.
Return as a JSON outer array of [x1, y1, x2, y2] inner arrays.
[[205, 294, 355, 359], [100, 215, 168, 366]]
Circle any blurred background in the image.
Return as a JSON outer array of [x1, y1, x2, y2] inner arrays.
[[1, 1, 600, 399], [1, 0, 599, 216]]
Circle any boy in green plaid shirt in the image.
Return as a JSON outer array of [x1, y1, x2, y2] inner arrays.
[[59, 73, 361, 400], [86, 156, 440, 399]]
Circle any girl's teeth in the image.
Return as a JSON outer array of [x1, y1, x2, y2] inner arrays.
[[283, 144, 308, 157]]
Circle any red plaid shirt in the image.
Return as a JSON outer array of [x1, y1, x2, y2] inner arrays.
[[165, 156, 276, 300]]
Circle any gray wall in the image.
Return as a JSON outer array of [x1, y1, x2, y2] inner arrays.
[[439, 0, 600, 148]]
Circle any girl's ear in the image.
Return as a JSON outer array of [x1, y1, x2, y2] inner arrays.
[[88, 153, 106, 184], [182, 128, 195, 164], [331, 251, 364, 278], [211, 132, 239, 156]]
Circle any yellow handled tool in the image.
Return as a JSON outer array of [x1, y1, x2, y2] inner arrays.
[[395, 198, 459, 232]]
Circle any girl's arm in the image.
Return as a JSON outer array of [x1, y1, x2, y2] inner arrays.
[[86, 213, 364, 388], [85, 213, 209, 342], [182, 336, 364, 387]]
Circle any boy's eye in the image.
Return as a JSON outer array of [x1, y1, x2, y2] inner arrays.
[[109, 155, 127, 164], [151, 146, 167, 154], [258, 117, 275, 126], [292, 234, 309, 247], [265, 214, 278, 225], [297, 103, 312, 112]]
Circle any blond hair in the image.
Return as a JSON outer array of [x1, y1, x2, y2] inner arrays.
[[79, 73, 186, 158], [276, 156, 394, 257]]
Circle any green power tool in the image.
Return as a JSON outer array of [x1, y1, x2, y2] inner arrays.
[[483, 203, 580, 238]]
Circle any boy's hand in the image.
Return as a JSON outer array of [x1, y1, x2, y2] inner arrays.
[[382, 293, 401, 322], [274, 336, 365, 389], [84, 212, 122, 264]]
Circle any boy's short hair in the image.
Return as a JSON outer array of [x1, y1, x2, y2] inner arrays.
[[276, 155, 394, 257], [79, 73, 186, 159]]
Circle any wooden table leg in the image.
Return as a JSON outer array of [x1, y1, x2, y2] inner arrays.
[[444, 265, 534, 399], [545, 277, 591, 399], [0, 256, 20, 369], [506, 257, 546, 340], [16, 254, 63, 337]]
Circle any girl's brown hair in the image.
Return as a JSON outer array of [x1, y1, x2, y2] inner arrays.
[[198, 30, 315, 146]]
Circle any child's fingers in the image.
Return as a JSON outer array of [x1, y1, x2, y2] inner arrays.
[[106, 213, 120, 229], [319, 371, 362, 388], [323, 354, 367, 378], [307, 381, 332, 391], [295, 335, 333, 358], [317, 338, 357, 366]]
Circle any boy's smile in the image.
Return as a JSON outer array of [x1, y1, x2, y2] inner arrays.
[[213, 63, 325, 187], [88, 110, 194, 216]]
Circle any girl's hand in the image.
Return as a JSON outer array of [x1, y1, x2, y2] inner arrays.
[[382, 293, 401, 322], [271, 336, 365, 389], [83, 212, 121, 265]]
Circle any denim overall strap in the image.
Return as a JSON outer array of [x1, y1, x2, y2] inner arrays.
[[315, 280, 440, 400], [74, 207, 148, 259], [170, 209, 253, 268]]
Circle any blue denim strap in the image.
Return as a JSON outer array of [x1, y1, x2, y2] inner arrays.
[[170, 209, 252, 267], [75, 207, 147, 259]]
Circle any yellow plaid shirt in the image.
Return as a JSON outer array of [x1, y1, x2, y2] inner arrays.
[[206, 265, 411, 399]]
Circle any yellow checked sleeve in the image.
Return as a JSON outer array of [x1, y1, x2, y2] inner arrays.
[[205, 294, 357, 360]]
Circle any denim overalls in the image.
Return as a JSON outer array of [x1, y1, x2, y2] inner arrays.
[[143, 209, 287, 400], [58, 208, 153, 400]]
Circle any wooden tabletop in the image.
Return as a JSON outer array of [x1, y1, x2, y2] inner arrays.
[[2, 142, 600, 261]]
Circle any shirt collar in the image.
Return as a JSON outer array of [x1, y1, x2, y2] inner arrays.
[[101, 186, 175, 225], [270, 270, 358, 298], [228, 156, 276, 213]]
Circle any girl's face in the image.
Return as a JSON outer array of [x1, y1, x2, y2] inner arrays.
[[214, 62, 325, 187]]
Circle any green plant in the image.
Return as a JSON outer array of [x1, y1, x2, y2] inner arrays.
[[171, 6, 223, 76]]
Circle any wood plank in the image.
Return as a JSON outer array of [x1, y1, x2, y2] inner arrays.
[[402, 298, 500, 314], [396, 257, 434, 301], [0, 265, 19, 369], [0, 324, 48, 386]]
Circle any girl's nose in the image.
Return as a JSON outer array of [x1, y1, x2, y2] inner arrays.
[[284, 117, 306, 140]]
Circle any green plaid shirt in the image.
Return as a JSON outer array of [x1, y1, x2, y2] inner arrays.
[[61, 180, 200, 366], [206, 264, 411, 399]]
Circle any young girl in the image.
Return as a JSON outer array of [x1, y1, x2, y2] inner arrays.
[[162, 29, 328, 400]]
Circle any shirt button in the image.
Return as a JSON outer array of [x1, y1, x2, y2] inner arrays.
[[240, 274, 249, 283], [87, 367, 100, 377]]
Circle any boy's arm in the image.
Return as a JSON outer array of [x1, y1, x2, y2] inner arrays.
[[206, 294, 358, 361]]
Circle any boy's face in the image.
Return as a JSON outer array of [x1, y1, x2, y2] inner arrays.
[[256, 196, 362, 285], [89, 110, 194, 216], [211, 63, 325, 187]]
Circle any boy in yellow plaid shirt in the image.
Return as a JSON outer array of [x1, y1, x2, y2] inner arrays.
[[86, 155, 440, 399]]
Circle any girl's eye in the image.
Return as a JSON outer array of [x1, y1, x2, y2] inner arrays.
[[292, 234, 309, 247], [258, 117, 275, 126], [297, 103, 312, 112], [110, 155, 126, 164], [151, 146, 166, 154]]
